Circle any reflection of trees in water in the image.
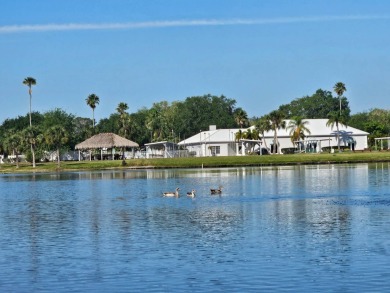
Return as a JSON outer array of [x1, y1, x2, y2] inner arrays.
[[149, 206, 244, 246], [16, 182, 78, 280]]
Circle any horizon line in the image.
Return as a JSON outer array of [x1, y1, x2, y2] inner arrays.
[[1, 15, 389, 34]]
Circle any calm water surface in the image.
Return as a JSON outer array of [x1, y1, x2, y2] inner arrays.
[[0, 163, 389, 292]]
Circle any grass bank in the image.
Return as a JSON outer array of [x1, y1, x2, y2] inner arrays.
[[1, 151, 390, 174]]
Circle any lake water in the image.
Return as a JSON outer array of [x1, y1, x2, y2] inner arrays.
[[0, 163, 389, 292]]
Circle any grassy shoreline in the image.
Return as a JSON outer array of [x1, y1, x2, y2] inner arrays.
[[1, 151, 390, 174]]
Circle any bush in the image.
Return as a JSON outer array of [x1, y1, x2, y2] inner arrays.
[[25, 149, 43, 163]]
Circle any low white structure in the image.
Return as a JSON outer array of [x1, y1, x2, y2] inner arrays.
[[178, 119, 369, 157], [178, 125, 251, 157], [261, 119, 368, 153], [374, 137, 390, 150], [144, 141, 179, 158]]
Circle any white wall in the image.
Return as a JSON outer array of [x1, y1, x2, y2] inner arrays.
[[265, 135, 367, 152]]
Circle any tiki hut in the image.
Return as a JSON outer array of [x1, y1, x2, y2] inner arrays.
[[75, 133, 139, 160]]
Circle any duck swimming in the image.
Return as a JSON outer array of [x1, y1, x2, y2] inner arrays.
[[187, 189, 196, 198], [210, 186, 223, 194], [163, 187, 180, 197]]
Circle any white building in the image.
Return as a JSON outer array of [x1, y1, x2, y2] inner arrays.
[[178, 119, 369, 157], [178, 125, 243, 157], [262, 119, 369, 153]]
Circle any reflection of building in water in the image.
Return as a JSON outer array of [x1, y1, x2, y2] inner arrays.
[[256, 164, 370, 197], [251, 164, 372, 254]]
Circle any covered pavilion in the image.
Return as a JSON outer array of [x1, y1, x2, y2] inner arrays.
[[374, 137, 390, 151], [75, 133, 139, 160]]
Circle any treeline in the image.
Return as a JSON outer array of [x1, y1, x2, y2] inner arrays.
[[275, 88, 389, 146], [1, 91, 389, 164], [0, 95, 247, 163], [96, 94, 245, 145]]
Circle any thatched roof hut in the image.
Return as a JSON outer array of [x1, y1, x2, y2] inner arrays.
[[75, 133, 139, 150], [75, 133, 139, 160]]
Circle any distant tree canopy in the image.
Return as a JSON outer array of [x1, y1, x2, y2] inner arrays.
[[0, 109, 92, 161], [348, 108, 390, 146], [1, 90, 388, 155], [278, 89, 351, 119], [173, 94, 238, 138], [97, 94, 239, 144]]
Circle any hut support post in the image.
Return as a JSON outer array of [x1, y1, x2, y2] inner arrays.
[[78, 150, 81, 161], [100, 149, 103, 160]]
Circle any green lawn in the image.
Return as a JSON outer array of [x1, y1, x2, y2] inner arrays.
[[1, 151, 390, 174]]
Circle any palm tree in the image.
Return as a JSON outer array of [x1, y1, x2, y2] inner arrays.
[[327, 110, 348, 152], [234, 129, 245, 142], [4, 132, 23, 168], [86, 94, 100, 128], [116, 102, 129, 137], [45, 125, 69, 167], [22, 126, 42, 167], [233, 108, 248, 128], [23, 77, 37, 168], [116, 102, 128, 116], [268, 110, 286, 154], [23, 77, 37, 127], [287, 117, 311, 150], [255, 116, 272, 152], [242, 128, 261, 153], [334, 82, 346, 114]]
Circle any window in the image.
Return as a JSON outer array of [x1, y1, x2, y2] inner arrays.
[[210, 146, 220, 155]]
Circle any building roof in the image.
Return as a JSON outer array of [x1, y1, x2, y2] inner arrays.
[[178, 128, 241, 145], [75, 133, 139, 150], [144, 141, 177, 147]]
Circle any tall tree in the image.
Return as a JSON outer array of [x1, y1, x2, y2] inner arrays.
[[116, 102, 128, 116], [146, 101, 171, 142], [45, 125, 69, 167], [86, 94, 100, 128], [23, 77, 37, 167], [333, 82, 347, 114], [243, 128, 261, 153], [326, 110, 348, 152], [22, 126, 42, 164], [42, 108, 76, 147], [268, 110, 286, 154], [23, 77, 37, 127], [233, 108, 248, 128], [4, 131, 23, 168], [255, 115, 272, 151], [287, 117, 311, 146], [116, 102, 129, 137], [278, 89, 350, 119]]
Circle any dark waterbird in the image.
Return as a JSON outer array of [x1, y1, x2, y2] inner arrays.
[[210, 186, 223, 194]]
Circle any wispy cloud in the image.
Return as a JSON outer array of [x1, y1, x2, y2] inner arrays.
[[0, 15, 388, 34]]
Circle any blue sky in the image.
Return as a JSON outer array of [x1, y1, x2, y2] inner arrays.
[[1, 0, 389, 124]]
